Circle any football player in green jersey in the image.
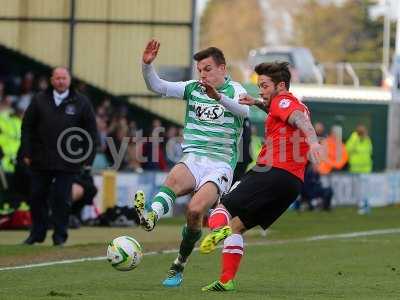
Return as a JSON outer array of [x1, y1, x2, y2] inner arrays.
[[134, 39, 249, 287]]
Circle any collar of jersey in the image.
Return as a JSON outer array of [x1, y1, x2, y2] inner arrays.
[[216, 76, 231, 92]]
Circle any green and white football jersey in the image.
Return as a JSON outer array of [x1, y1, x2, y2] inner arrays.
[[180, 78, 245, 169]]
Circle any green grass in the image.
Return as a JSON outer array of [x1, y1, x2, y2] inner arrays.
[[0, 207, 399, 299]]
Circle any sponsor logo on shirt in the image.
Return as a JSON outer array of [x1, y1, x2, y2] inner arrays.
[[279, 98, 291, 109], [193, 102, 225, 124], [65, 104, 76, 115]]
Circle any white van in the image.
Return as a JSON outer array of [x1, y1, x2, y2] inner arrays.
[[248, 46, 324, 84]]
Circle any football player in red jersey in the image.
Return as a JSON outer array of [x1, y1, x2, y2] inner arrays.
[[199, 62, 323, 292]]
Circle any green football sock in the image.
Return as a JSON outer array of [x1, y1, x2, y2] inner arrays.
[[150, 185, 176, 218], [178, 225, 202, 263]]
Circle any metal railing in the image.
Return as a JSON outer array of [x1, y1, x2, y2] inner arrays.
[[321, 62, 390, 87]]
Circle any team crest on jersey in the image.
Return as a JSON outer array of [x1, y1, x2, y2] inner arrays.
[[194, 102, 225, 124], [65, 104, 76, 115], [279, 98, 291, 109]]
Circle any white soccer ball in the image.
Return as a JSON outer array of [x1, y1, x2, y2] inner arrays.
[[107, 236, 143, 271]]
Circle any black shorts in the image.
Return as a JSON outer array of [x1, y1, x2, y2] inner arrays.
[[221, 166, 302, 230]]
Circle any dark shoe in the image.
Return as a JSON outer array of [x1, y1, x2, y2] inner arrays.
[[53, 239, 66, 246], [23, 236, 45, 245], [68, 215, 81, 229]]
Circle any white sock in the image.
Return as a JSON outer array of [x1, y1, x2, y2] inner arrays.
[[150, 202, 163, 219], [223, 234, 244, 255], [174, 254, 187, 266]]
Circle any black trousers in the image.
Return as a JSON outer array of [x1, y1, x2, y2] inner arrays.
[[29, 171, 74, 243]]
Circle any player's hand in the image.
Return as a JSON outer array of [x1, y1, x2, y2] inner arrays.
[[199, 80, 221, 101], [308, 142, 323, 165], [239, 94, 257, 106], [23, 156, 31, 166], [311, 163, 320, 173], [142, 39, 160, 64]]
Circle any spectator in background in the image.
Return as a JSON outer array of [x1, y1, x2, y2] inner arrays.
[[91, 115, 110, 171], [317, 125, 348, 175], [96, 116, 108, 152], [345, 125, 373, 174], [301, 163, 333, 211], [69, 168, 98, 228], [21, 67, 97, 246], [346, 125, 373, 214], [127, 142, 144, 173], [128, 120, 138, 137], [0, 95, 21, 174], [165, 125, 183, 169], [142, 118, 167, 171], [36, 76, 49, 93], [96, 105, 109, 123], [126, 120, 144, 173], [18, 72, 35, 112], [100, 97, 114, 119], [105, 119, 129, 170], [76, 81, 88, 96], [152, 118, 162, 130], [314, 122, 326, 140], [0, 95, 22, 211]]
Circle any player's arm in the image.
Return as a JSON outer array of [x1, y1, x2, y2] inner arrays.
[[288, 110, 323, 164], [141, 39, 186, 99], [199, 80, 249, 117], [142, 63, 186, 98], [219, 94, 249, 117], [238, 94, 268, 113]]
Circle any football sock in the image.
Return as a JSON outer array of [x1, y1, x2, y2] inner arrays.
[[220, 234, 244, 283], [178, 225, 202, 263], [208, 207, 231, 230], [173, 254, 187, 268], [150, 185, 176, 218]]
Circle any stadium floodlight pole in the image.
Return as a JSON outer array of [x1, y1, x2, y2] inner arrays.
[[386, 1, 400, 169]]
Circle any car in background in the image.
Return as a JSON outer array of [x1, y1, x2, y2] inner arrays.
[[248, 46, 324, 84]]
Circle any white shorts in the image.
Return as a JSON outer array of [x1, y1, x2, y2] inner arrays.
[[179, 153, 233, 195]]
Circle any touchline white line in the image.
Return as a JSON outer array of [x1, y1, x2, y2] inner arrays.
[[0, 227, 399, 272]]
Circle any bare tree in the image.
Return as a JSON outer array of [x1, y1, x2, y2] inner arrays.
[[200, 0, 265, 81]]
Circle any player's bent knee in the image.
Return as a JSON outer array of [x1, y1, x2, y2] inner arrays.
[[164, 175, 177, 188], [230, 217, 247, 234]]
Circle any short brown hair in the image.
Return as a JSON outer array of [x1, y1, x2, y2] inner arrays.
[[255, 62, 291, 89], [193, 47, 226, 65]]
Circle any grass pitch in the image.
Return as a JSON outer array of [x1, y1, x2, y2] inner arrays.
[[0, 207, 399, 299]]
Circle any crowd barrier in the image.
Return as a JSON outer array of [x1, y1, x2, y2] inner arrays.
[[92, 170, 400, 214], [321, 171, 400, 207], [93, 171, 189, 215]]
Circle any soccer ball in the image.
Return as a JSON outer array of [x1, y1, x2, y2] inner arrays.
[[107, 236, 143, 271]]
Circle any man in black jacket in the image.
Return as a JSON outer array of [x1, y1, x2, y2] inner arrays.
[[21, 67, 97, 246]]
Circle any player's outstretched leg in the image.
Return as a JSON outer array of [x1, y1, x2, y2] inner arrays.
[[133, 190, 158, 231], [202, 233, 243, 292], [162, 225, 201, 287], [134, 186, 176, 231]]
